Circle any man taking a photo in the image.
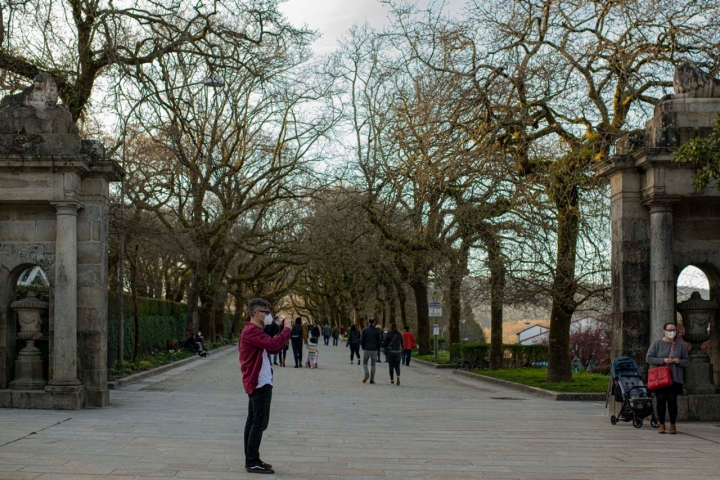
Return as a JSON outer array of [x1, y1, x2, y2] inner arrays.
[[239, 298, 291, 474]]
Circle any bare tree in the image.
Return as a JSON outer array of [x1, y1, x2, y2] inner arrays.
[[0, 0, 313, 121]]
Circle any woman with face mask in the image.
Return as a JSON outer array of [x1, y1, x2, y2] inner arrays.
[[646, 322, 690, 434]]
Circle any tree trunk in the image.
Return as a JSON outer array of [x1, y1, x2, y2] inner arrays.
[[397, 284, 408, 329], [199, 294, 215, 342], [388, 287, 397, 326], [546, 187, 580, 383], [214, 301, 226, 340], [448, 274, 461, 346], [186, 266, 203, 333], [410, 280, 430, 354], [129, 244, 141, 362], [482, 229, 506, 370]]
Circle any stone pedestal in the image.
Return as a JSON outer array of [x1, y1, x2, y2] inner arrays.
[[8, 292, 48, 390], [677, 292, 719, 395]]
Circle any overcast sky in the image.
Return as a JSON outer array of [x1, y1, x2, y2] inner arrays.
[[279, 0, 466, 55]]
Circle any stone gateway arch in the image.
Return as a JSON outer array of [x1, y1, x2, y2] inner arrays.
[[0, 74, 121, 409], [598, 61, 720, 420]]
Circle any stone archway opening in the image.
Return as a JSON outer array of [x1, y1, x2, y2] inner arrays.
[[16, 266, 50, 300], [677, 265, 710, 304], [10, 265, 51, 389], [676, 264, 712, 335]]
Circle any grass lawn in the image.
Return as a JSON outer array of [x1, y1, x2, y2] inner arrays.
[[470, 368, 609, 393], [414, 350, 452, 364]]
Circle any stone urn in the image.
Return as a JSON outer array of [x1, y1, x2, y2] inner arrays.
[[9, 291, 49, 390], [676, 291, 719, 394]]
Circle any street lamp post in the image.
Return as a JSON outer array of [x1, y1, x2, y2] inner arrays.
[[116, 77, 224, 364]]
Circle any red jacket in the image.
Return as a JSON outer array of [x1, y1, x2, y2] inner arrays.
[[239, 322, 291, 394], [401, 331, 417, 350]]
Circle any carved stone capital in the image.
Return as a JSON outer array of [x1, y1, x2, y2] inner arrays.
[[643, 195, 681, 213], [51, 202, 83, 216]]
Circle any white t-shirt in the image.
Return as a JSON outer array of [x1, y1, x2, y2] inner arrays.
[[257, 350, 273, 388]]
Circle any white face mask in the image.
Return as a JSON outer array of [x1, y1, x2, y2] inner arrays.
[[666, 331, 676, 339], [263, 313, 273, 326]]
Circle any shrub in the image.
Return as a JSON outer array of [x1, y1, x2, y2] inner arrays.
[[107, 295, 188, 358], [455, 343, 550, 369]]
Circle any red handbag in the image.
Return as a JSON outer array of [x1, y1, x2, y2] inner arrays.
[[648, 342, 675, 391]]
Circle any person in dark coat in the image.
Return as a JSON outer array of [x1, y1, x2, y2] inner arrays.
[[383, 323, 405, 385], [346, 324, 361, 364]]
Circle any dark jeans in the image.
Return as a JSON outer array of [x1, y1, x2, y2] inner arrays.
[[402, 349, 412, 366], [244, 384, 272, 467], [332, 336, 338, 346], [655, 382, 681, 424], [291, 339, 303, 366], [388, 352, 401, 380], [350, 344, 360, 361], [323, 335, 330, 345]]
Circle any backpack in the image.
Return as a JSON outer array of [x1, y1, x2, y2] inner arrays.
[[291, 324, 303, 339]]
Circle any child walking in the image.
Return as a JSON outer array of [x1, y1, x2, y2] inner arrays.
[[307, 337, 319, 368]]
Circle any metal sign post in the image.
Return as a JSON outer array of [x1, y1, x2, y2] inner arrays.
[[433, 324, 439, 362]]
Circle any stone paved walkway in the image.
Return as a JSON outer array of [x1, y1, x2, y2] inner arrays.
[[1, 344, 720, 479]]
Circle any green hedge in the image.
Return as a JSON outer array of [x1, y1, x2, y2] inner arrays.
[[107, 295, 237, 357], [456, 343, 549, 369], [107, 295, 188, 358]]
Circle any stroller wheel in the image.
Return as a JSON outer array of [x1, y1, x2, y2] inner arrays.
[[610, 415, 618, 425], [650, 418, 660, 428], [633, 418, 643, 428]]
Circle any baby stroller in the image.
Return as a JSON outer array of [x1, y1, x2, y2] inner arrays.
[[606, 356, 659, 428]]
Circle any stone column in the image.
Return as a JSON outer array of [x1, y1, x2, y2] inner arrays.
[[648, 200, 677, 344], [47, 202, 83, 388], [602, 160, 650, 366]]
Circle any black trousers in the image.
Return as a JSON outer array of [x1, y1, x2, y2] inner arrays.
[[291, 339, 303, 366], [388, 352, 401, 380], [350, 344, 360, 361], [655, 382, 681, 424], [402, 349, 412, 366], [244, 384, 272, 467]]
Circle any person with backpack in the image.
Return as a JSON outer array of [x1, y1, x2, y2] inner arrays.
[[383, 323, 405, 385], [360, 318, 383, 384], [290, 317, 304, 368], [346, 324, 361, 364]]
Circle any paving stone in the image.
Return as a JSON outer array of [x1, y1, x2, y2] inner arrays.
[[1, 346, 719, 479]]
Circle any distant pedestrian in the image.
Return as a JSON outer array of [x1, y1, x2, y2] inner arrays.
[[339, 325, 346, 337], [332, 326, 339, 346], [278, 316, 288, 366], [646, 322, 690, 434], [302, 322, 309, 345], [311, 323, 321, 341], [239, 298, 290, 474], [291, 318, 304, 368], [376, 324, 384, 363], [323, 324, 331, 346], [360, 318, 383, 384], [307, 337, 319, 368], [347, 324, 361, 364], [401, 326, 417, 366], [383, 323, 405, 385]]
